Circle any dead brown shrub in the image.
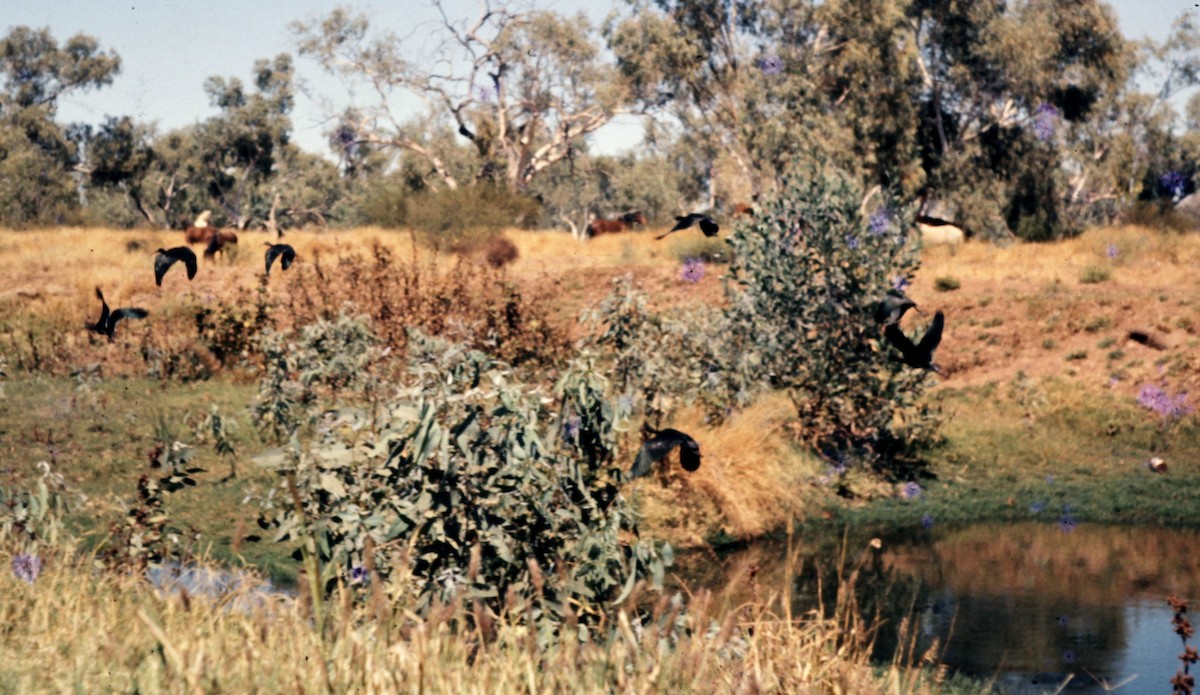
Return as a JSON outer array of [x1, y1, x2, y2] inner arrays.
[[484, 236, 520, 269], [279, 238, 568, 369]]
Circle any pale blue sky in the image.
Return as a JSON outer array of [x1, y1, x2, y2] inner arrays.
[[3, 0, 1194, 159]]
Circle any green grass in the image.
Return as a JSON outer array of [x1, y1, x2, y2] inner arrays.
[[1080, 265, 1111, 284], [0, 374, 298, 585], [816, 379, 1200, 530]]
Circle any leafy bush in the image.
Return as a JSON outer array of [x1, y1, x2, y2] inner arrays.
[[194, 278, 273, 366], [717, 163, 943, 472], [405, 184, 541, 252], [254, 333, 670, 633], [1079, 265, 1111, 284], [582, 274, 732, 427], [253, 310, 382, 444], [934, 276, 961, 292]]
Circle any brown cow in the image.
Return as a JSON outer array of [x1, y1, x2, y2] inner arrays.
[[587, 211, 648, 238], [203, 229, 239, 260], [185, 226, 214, 244]]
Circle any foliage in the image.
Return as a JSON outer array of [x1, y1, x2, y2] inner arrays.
[[252, 310, 382, 444], [1079, 265, 1111, 284], [0, 462, 74, 554], [403, 183, 541, 251], [98, 421, 206, 571], [582, 274, 731, 427], [279, 241, 568, 371], [193, 277, 273, 367], [254, 332, 671, 634], [0, 26, 122, 228], [719, 163, 943, 473]]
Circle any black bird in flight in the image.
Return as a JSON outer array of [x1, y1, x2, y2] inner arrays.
[[264, 243, 296, 275], [883, 310, 945, 374], [873, 289, 920, 327], [656, 213, 719, 240], [627, 428, 702, 480], [86, 287, 149, 341], [153, 247, 197, 287]]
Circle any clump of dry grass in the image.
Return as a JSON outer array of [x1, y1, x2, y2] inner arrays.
[[630, 393, 825, 547], [0, 537, 955, 695]]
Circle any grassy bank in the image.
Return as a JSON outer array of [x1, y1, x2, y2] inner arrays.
[[0, 536, 1007, 695]]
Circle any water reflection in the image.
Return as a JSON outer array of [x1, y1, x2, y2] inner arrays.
[[672, 523, 1200, 694]]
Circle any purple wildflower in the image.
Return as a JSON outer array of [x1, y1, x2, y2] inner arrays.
[[1108, 376, 1119, 388], [564, 414, 582, 439], [1059, 516, 1077, 533], [893, 276, 910, 292], [476, 84, 494, 103], [901, 482, 922, 500], [920, 513, 934, 530], [618, 394, 634, 412], [869, 208, 891, 236], [1046, 475, 1055, 484], [1030, 501, 1046, 513], [1033, 103, 1059, 142], [1107, 244, 1118, 260], [681, 257, 705, 283], [1137, 383, 1193, 419], [845, 234, 860, 250], [760, 54, 783, 76], [350, 566, 369, 585], [1161, 171, 1188, 198], [11, 554, 41, 584]]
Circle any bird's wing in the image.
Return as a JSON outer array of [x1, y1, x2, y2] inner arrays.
[[154, 253, 174, 287], [628, 433, 684, 479], [108, 308, 149, 333], [669, 216, 693, 231], [97, 292, 110, 329], [280, 247, 295, 270], [884, 323, 917, 354], [265, 246, 278, 274], [917, 311, 945, 355], [181, 248, 197, 279]]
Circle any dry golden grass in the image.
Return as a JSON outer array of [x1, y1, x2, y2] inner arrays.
[[0, 540, 957, 695], [630, 393, 824, 547]]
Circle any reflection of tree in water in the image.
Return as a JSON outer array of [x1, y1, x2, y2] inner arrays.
[[676, 523, 1200, 685]]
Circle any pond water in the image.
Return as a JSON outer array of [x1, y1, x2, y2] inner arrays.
[[674, 522, 1200, 695]]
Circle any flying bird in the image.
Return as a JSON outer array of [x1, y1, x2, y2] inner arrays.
[[627, 428, 702, 480], [873, 290, 920, 327], [264, 243, 296, 275], [656, 213, 719, 240], [153, 247, 198, 287], [884, 310, 944, 373], [86, 287, 149, 341]]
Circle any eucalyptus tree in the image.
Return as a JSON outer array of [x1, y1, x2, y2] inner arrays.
[[194, 54, 296, 230], [0, 26, 121, 226], [292, 2, 629, 193]]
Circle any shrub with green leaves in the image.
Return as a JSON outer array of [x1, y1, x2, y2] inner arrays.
[[253, 309, 382, 444], [254, 332, 670, 633], [582, 274, 732, 427], [719, 163, 943, 470]]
